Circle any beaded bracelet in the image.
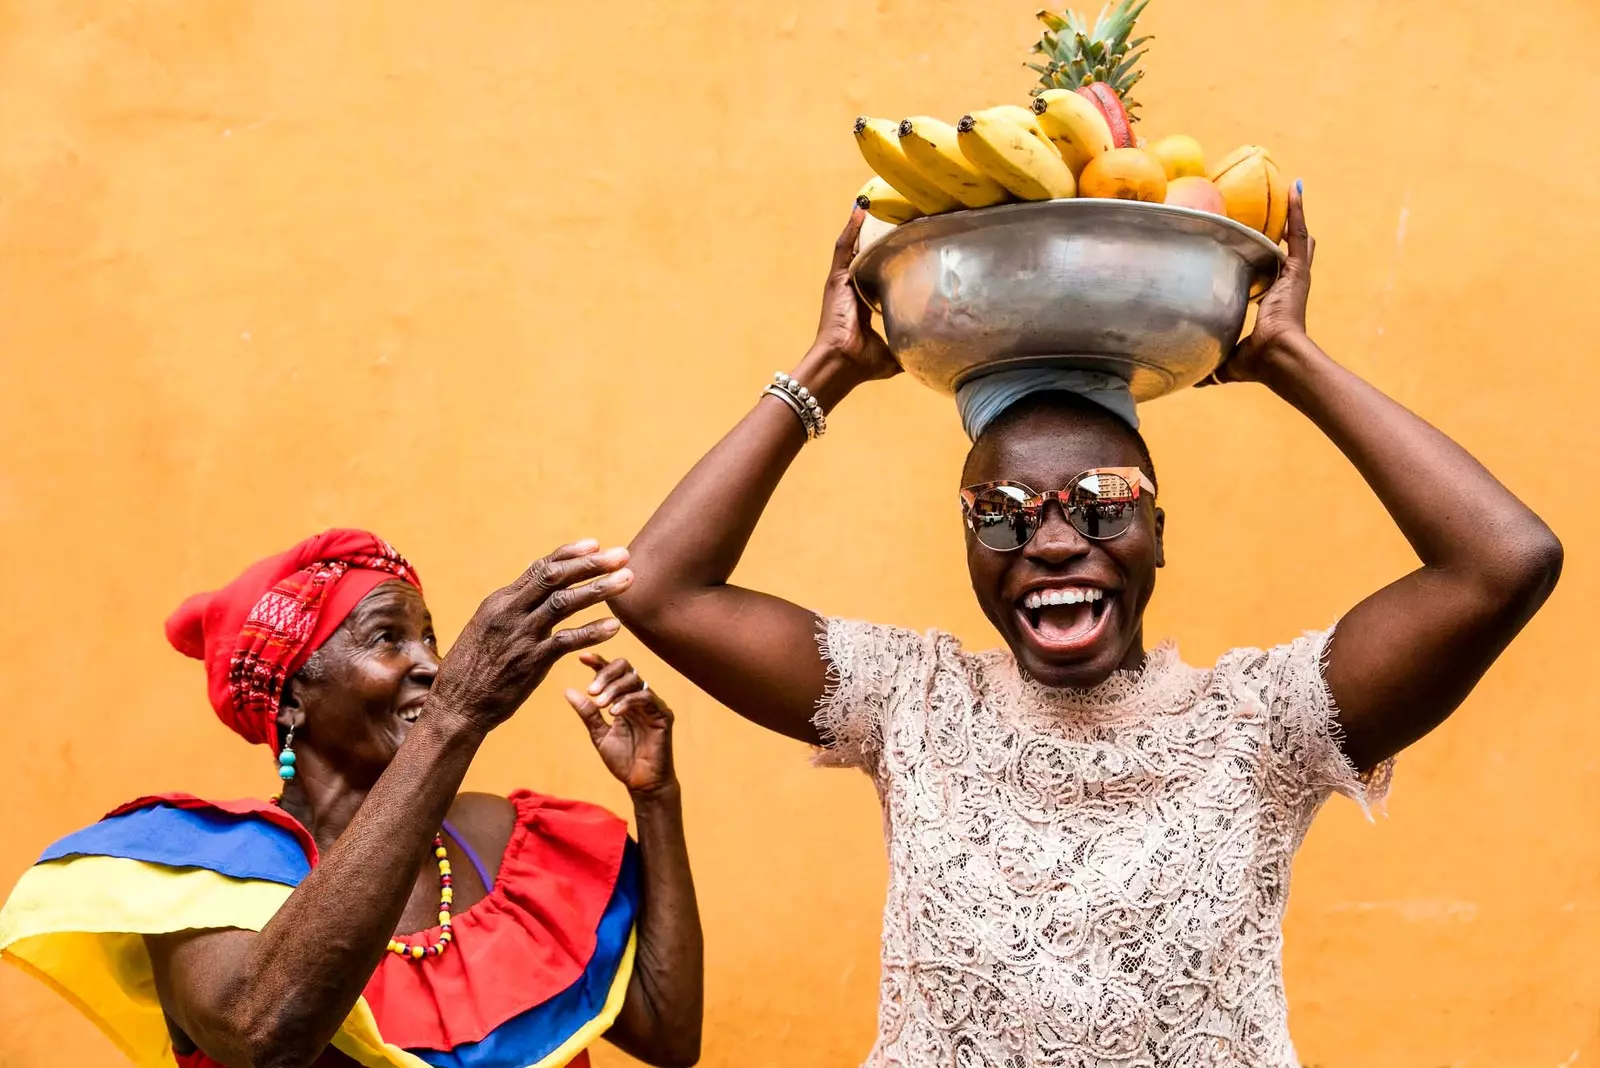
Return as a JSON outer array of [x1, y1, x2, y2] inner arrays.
[[763, 372, 827, 439]]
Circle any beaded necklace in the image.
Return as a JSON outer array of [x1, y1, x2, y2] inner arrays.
[[387, 833, 455, 961], [271, 796, 453, 963]]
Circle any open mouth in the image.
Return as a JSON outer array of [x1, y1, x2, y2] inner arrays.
[[397, 705, 423, 725], [1016, 587, 1114, 654]]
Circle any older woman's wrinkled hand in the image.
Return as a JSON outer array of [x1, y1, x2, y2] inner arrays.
[[428, 541, 632, 734], [566, 654, 677, 797]]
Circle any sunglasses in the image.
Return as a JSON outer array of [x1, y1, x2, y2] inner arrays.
[[960, 468, 1155, 551]]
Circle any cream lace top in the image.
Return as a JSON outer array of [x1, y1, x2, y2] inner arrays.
[[814, 619, 1392, 1068]]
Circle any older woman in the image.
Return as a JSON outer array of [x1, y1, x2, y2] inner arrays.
[[0, 530, 701, 1068], [613, 191, 1561, 1065]]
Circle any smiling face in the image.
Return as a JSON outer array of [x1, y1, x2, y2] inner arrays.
[[277, 580, 440, 788], [962, 394, 1164, 689]]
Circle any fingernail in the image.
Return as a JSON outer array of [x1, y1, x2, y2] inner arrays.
[[1294, 179, 1304, 196], [589, 681, 603, 694], [576, 539, 599, 552]]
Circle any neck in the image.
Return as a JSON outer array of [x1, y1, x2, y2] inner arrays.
[[275, 764, 378, 855], [1118, 626, 1148, 673]]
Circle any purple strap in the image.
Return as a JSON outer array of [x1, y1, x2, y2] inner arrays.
[[440, 819, 495, 891]]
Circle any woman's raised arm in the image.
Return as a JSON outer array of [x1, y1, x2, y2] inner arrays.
[[613, 209, 900, 744], [1216, 187, 1563, 772]]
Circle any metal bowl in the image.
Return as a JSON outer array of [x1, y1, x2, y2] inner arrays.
[[850, 199, 1284, 400]]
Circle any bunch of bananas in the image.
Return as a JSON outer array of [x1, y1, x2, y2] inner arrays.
[[853, 99, 1288, 247]]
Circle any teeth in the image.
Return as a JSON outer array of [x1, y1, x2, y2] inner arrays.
[[1022, 588, 1105, 610]]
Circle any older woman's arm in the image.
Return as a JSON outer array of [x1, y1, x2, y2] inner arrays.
[[1218, 188, 1562, 772], [144, 545, 634, 1068], [568, 656, 703, 1067]]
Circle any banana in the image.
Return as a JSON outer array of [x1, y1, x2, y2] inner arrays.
[[1030, 89, 1114, 176], [896, 116, 1010, 209], [853, 117, 961, 215], [855, 177, 924, 225], [956, 107, 1077, 201]]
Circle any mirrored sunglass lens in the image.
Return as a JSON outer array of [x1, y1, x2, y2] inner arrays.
[[970, 491, 1035, 550], [1069, 474, 1136, 539]]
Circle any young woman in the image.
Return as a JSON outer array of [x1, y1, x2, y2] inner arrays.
[[611, 190, 1561, 1065]]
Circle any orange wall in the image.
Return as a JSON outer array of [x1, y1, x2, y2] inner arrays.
[[2, 2, 1596, 1065]]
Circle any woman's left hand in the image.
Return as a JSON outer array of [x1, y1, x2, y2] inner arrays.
[[567, 655, 676, 796], [1206, 181, 1313, 385]]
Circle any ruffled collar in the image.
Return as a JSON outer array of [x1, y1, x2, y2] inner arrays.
[[984, 639, 1206, 721]]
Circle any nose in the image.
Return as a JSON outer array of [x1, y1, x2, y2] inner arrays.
[[1023, 500, 1091, 565], [410, 639, 441, 684]]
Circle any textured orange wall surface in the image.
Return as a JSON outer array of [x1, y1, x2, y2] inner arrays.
[[2, 2, 1596, 1065]]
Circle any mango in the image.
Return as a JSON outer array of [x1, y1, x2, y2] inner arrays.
[[1078, 148, 1167, 203], [1208, 145, 1289, 242], [1150, 135, 1208, 180], [1164, 176, 1226, 215]]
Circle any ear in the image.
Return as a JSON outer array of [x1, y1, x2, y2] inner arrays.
[[277, 681, 308, 740], [1153, 505, 1166, 569]]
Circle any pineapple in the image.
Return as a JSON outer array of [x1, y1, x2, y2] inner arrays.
[[1028, 1, 1151, 121]]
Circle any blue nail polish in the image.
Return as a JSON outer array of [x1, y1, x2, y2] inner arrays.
[[1295, 179, 1304, 196]]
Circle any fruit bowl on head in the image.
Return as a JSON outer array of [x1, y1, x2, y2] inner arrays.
[[849, 198, 1285, 402]]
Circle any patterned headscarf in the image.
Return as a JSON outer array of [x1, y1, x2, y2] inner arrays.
[[166, 530, 422, 747]]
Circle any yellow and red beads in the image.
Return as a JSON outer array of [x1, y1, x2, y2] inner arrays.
[[386, 833, 455, 962]]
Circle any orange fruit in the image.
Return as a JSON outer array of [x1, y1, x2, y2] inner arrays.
[[1078, 148, 1168, 203]]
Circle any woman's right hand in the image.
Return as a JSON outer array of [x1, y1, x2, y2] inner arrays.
[[428, 540, 632, 733], [808, 207, 900, 383]]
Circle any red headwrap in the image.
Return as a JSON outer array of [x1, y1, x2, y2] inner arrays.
[[166, 530, 422, 747]]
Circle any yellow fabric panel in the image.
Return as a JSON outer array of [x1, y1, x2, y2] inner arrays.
[[0, 856, 426, 1068]]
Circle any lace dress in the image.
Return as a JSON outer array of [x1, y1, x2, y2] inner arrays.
[[814, 619, 1392, 1068]]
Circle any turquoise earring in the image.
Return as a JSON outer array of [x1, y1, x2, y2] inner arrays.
[[278, 727, 297, 782]]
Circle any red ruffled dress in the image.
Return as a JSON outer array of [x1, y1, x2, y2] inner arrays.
[[1, 789, 638, 1068]]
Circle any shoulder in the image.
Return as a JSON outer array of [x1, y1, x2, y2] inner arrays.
[[1208, 628, 1335, 706], [820, 617, 973, 680], [36, 794, 318, 880]]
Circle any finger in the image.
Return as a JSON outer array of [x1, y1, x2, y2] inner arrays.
[[831, 207, 866, 272], [614, 689, 672, 726], [564, 688, 609, 738], [511, 543, 625, 600], [542, 616, 622, 659], [593, 667, 643, 709], [578, 652, 610, 671], [530, 569, 634, 636], [587, 655, 635, 697], [1283, 180, 1311, 267]]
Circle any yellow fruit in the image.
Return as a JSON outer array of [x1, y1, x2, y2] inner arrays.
[[855, 177, 923, 225], [955, 107, 1076, 201], [1030, 89, 1114, 176], [1208, 145, 1290, 242], [1149, 135, 1207, 180], [896, 116, 1010, 209], [853, 117, 961, 215], [1078, 147, 1167, 202], [1164, 176, 1226, 215]]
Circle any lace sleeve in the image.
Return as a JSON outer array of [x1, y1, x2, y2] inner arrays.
[[1222, 626, 1393, 819], [813, 617, 935, 776]]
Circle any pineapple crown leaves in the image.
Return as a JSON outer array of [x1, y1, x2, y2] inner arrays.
[[1027, 0, 1151, 116]]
